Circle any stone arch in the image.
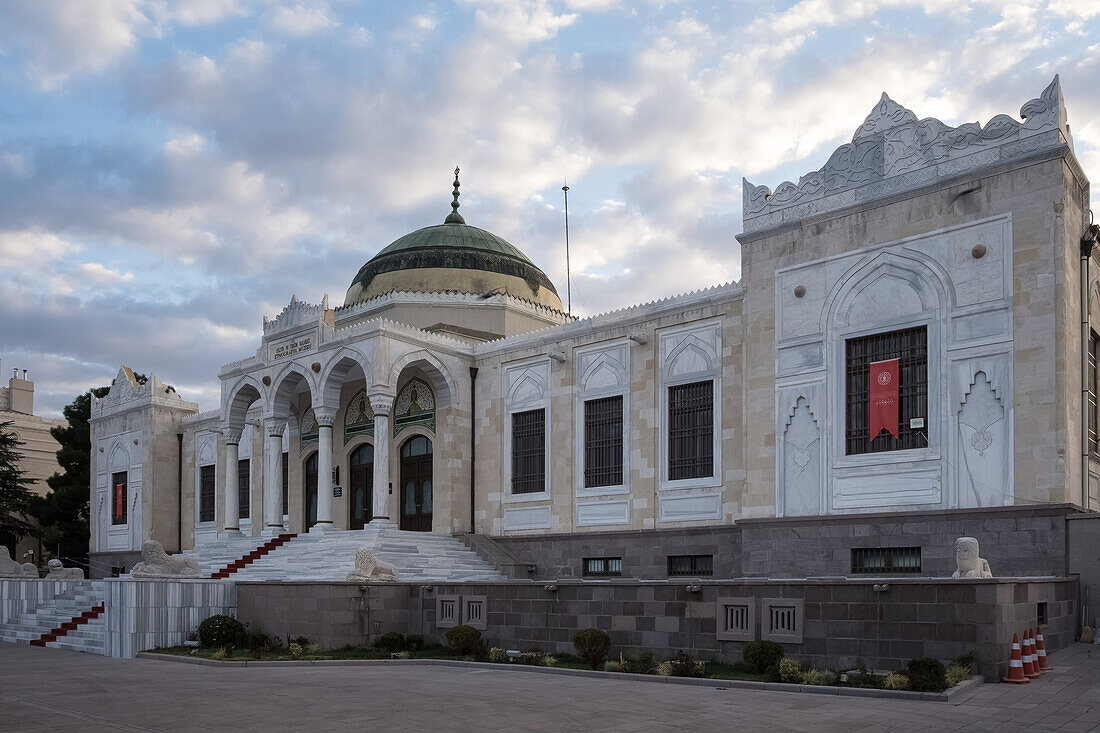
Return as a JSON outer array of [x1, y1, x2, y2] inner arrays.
[[108, 439, 130, 471], [318, 347, 372, 411], [581, 354, 626, 391], [270, 362, 317, 421], [823, 250, 953, 332], [509, 372, 547, 407], [388, 349, 458, 409], [223, 375, 265, 431], [666, 337, 713, 378]]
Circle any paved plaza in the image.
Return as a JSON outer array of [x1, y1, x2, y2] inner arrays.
[[0, 643, 1097, 732]]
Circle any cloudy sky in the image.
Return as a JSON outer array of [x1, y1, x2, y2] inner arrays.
[[1, 0, 1098, 416]]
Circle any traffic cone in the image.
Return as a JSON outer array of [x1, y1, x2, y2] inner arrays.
[[1002, 633, 1030, 684], [1035, 626, 1051, 672], [1023, 630, 1040, 678]]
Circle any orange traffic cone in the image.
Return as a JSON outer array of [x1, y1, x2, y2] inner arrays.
[[1002, 633, 1030, 684], [1023, 629, 1040, 678], [1035, 626, 1051, 672]]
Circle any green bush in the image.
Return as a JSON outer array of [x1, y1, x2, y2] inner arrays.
[[743, 640, 784, 674], [196, 615, 246, 649], [405, 634, 424, 652], [778, 657, 802, 683], [800, 667, 824, 685], [882, 672, 910, 690], [572, 628, 611, 670], [634, 649, 656, 674], [246, 629, 279, 653], [290, 636, 311, 647], [489, 647, 507, 664], [905, 657, 948, 693], [668, 650, 706, 678], [375, 632, 406, 654], [945, 664, 971, 687], [445, 625, 482, 656]]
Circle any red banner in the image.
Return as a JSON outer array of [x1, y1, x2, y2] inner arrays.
[[115, 482, 125, 520], [869, 358, 900, 440]]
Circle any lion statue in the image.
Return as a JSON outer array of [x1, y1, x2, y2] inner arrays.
[[951, 537, 993, 579], [130, 540, 202, 578], [346, 548, 398, 582], [0, 547, 33, 578], [46, 558, 84, 580]]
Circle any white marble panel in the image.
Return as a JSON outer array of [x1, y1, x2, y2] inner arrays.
[[658, 492, 722, 522], [832, 468, 941, 509], [576, 499, 630, 526], [503, 505, 551, 531]]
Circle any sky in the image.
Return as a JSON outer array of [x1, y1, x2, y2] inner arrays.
[[1, 0, 1099, 417]]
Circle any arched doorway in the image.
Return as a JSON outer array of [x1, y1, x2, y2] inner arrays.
[[304, 451, 318, 529], [349, 443, 374, 530], [399, 436, 432, 532]]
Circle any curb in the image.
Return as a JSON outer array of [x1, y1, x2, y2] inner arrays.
[[134, 653, 978, 701]]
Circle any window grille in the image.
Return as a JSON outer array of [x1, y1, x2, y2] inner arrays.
[[584, 396, 623, 488], [437, 598, 457, 628], [511, 408, 545, 494], [723, 604, 750, 633], [845, 326, 928, 454], [850, 547, 922, 574], [1090, 332, 1098, 453], [111, 471, 127, 525], [769, 605, 797, 635], [668, 380, 714, 480], [238, 459, 250, 520], [199, 465, 216, 523], [465, 600, 482, 624], [667, 554, 713, 576], [583, 557, 622, 576]]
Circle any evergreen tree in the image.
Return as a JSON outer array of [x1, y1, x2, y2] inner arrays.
[[0, 421, 37, 545], [28, 386, 110, 554]]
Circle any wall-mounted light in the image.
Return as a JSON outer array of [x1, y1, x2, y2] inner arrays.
[[544, 584, 559, 592]]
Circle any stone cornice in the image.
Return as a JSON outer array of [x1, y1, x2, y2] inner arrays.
[[472, 281, 742, 357], [333, 288, 569, 326], [742, 76, 1075, 235]]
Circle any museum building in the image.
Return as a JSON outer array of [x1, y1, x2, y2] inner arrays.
[[88, 77, 1098, 589]]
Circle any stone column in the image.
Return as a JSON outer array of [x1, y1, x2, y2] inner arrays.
[[368, 394, 395, 525], [314, 408, 336, 531], [263, 420, 286, 532], [223, 428, 242, 536]]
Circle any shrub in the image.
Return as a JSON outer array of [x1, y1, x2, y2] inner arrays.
[[541, 654, 557, 668], [743, 640, 784, 674], [905, 657, 948, 693], [394, 650, 412, 660], [634, 650, 656, 675], [945, 664, 971, 687], [247, 629, 278, 653], [289, 642, 305, 658], [573, 628, 611, 671], [952, 651, 976, 673], [290, 636, 311, 647], [375, 632, 406, 654], [656, 661, 674, 676], [197, 615, 246, 649], [211, 647, 230, 661], [605, 661, 622, 672], [800, 667, 824, 685], [764, 662, 782, 682], [668, 651, 707, 678], [883, 672, 910, 690], [445, 625, 482, 656], [778, 657, 803, 683], [489, 647, 507, 664], [405, 634, 424, 652], [815, 669, 838, 686]]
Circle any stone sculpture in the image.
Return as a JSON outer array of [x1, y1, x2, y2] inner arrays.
[[951, 537, 992, 579], [22, 562, 39, 578], [130, 540, 202, 579], [46, 558, 85, 580], [0, 547, 31, 577], [346, 548, 398, 582]]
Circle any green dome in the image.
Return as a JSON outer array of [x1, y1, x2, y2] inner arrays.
[[344, 169, 561, 310]]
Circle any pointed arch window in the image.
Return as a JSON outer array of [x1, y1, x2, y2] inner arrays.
[[299, 407, 318, 451]]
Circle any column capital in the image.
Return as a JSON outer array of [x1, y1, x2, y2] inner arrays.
[[221, 427, 243, 445], [368, 392, 395, 414], [313, 407, 337, 427], [264, 420, 286, 438]]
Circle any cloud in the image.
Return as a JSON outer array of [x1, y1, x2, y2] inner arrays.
[[262, 1, 337, 36], [76, 262, 136, 284]]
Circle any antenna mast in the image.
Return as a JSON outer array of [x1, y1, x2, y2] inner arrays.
[[562, 180, 571, 315]]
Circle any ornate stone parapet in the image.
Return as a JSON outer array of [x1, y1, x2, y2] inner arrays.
[[742, 77, 1075, 235]]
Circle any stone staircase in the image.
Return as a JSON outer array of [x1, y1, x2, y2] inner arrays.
[[181, 526, 505, 582], [0, 581, 107, 654]]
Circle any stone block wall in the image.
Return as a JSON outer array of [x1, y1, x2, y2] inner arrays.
[[0, 579, 94, 625], [236, 581, 410, 649], [231, 577, 1076, 681], [1067, 514, 1100, 628]]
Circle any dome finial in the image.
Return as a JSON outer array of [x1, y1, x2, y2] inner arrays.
[[445, 166, 466, 224]]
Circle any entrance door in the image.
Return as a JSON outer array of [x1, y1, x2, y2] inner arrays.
[[399, 436, 433, 532], [349, 444, 374, 530], [304, 452, 318, 529]]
